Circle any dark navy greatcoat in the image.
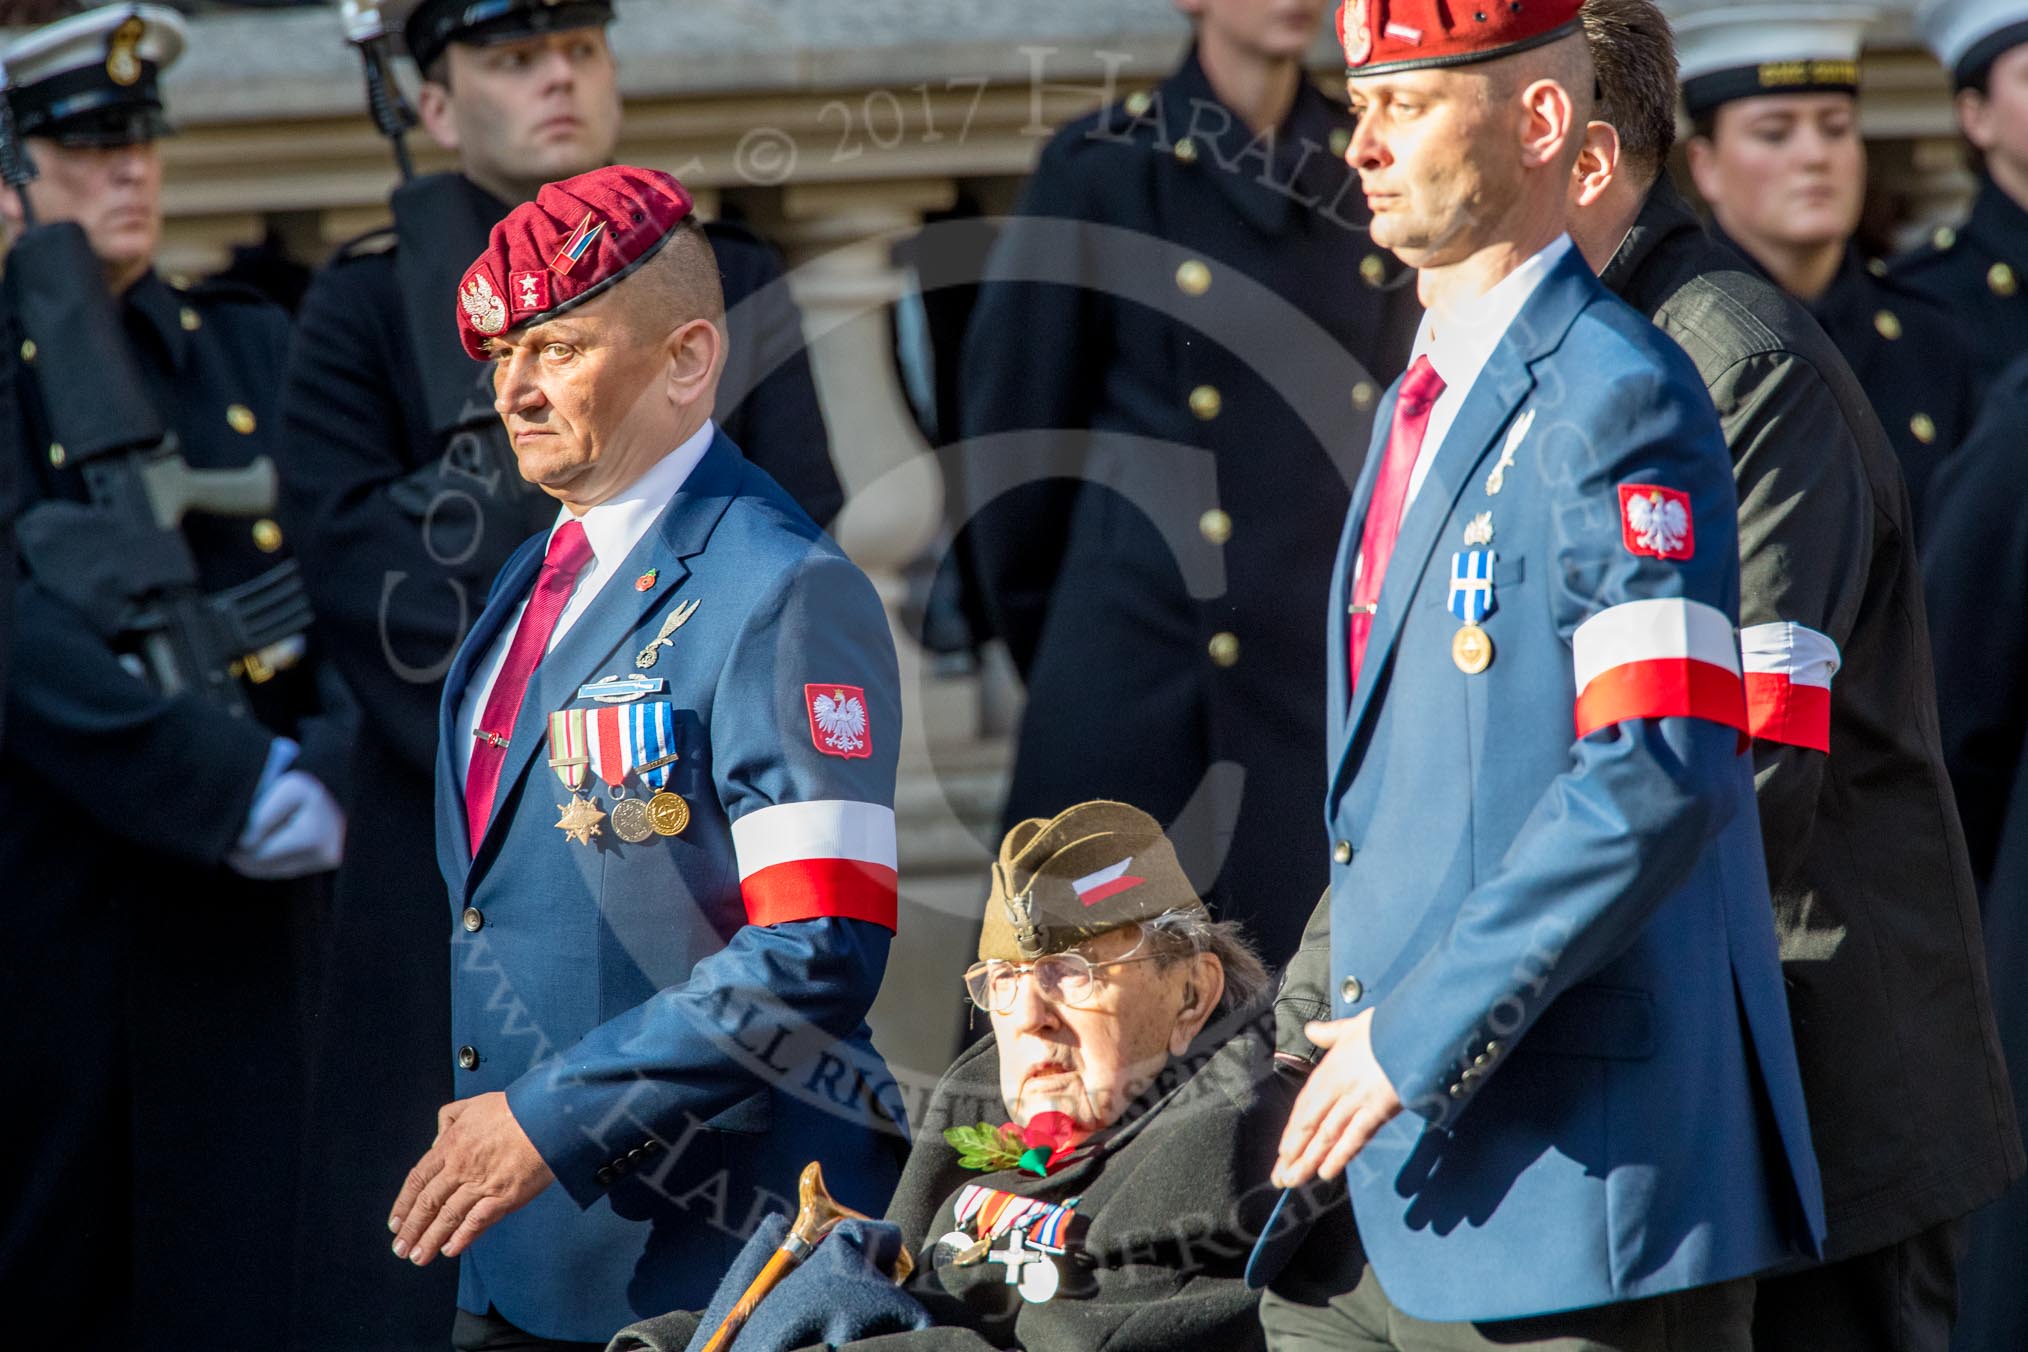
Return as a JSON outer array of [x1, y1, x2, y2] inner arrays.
[[1892, 176, 2028, 398], [959, 47, 1419, 965], [0, 271, 347, 1348]]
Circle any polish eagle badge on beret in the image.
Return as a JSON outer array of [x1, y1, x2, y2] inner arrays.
[[1341, 0, 1373, 65], [459, 268, 508, 337]]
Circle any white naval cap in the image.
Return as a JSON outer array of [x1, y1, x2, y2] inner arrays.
[[1, 4, 186, 146], [1916, 0, 2028, 88], [1670, 3, 1878, 119]]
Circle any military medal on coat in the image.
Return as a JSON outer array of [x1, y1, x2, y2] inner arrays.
[[932, 1183, 1087, 1304], [548, 699, 689, 846], [1449, 547, 1496, 675]]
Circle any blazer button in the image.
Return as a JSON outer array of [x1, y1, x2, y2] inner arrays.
[[1340, 975, 1364, 1003], [595, 1166, 615, 1186], [1208, 632, 1240, 667], [1351, 380, 1377, 411], [1175, 259, 1211, 296], [1485, 1040, 1504, 1056], [1449, 1083, 1465, 1098], [1189, 384, 1222, 420], [462, 906, 485, 933], [627, 1147, 646, 1164], [1360, 253, 1387, 287], [457, 1045, 479, 1071], [1173, 136, 1199, 164], [1198, 508, 1232, 545], [1333, 839, 1352, 864], [1910, 412, 1938, 445], [251, 519, 284, 553]]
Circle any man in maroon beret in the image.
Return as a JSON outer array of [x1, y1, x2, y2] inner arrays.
[[383, 164, 907, 1351], [1248, 0, 1825, 1347]]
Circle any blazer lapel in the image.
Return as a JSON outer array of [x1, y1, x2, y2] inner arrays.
[[437, 537, 544, 892], [1324, 402, 1394, 772], [467, 432, 745, 876], [1327, 249, 1599, 812]]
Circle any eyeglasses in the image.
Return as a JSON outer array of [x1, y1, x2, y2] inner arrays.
[[962, 935, 1169, 1013]]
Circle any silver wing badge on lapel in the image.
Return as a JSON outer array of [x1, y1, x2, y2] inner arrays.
[[635, 598, 701, 670], [1485, 407, 1536, 496]]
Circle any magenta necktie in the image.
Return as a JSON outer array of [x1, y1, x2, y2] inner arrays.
[[464, 520, 593, 855], [1347, 356, 1447, 690]]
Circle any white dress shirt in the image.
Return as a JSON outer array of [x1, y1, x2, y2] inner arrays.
[[1403, 234, 1573, 506], [454, 420, 716, 783]]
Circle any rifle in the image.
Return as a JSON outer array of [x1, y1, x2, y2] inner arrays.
[[341, 0, 418, 182], [2, 73, 310, 715]]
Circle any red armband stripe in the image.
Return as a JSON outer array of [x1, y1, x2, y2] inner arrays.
[[740, 858, 899, 930], [1739, 621, 1839, 753], [1572, 598, 1747, 739]]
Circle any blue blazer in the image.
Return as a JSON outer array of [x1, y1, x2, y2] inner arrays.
[[1259, 251, 1826, 1320], [432, 430, 905, 1342]]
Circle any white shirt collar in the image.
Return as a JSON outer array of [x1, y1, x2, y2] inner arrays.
[[548, 419, 717, 569], [1410, 234, 1574, 392]]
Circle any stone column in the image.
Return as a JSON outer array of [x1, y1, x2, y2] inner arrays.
[[764, 179, 1005, 1087]]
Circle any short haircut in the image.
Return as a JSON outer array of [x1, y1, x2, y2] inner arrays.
[[1582, 0, 1681, 176], [1486, 30, 1599, 170], [614, 217, 726, 339]]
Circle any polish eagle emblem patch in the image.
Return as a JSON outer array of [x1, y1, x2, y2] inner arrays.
[[1618, 484, 1694, 561], [459, 269, 508, 336], [806, 684, 871, 759], [1339, 0, 1373, 66]]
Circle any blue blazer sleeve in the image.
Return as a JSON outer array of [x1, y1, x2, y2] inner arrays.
[[1369, 364, 1750, 1128], [506, 547, 900, 1204]]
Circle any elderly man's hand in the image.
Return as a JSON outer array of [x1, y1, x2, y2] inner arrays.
[[389, 1092, 554, 1266], [1271, 1010, 1402, 1189]]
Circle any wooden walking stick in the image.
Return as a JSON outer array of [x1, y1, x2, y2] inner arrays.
[[700, 1161, 916, 1352]]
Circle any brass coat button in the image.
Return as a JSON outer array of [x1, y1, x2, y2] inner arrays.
[[1173, 136, 1199, 164], [1199, 508, 1232, 545], [1866, 257, 1888, 278], [1360, 254, 1387, 287], [1176, 259, 1211, 296], [1485, 1040, 1504, 1055], [1340, 975, 1364, 1003], [1352, 381, 1377, 410], [227, 403, 257, 435], [457, 1045, 479, 1071], [1330, 127, 1352, 157], [1873, 309, 1902, 340], [19, 339, 34, 362], [1449, 1083, 1465, 1098], [252, 518, 284, 553], [1125, 89, 1154, 118], [48, 443, 65, 467], [1208, 631, 1240, 667], [462, 906, 484, 933], [1990, 262, 2018, 297], [1189, 384, 1222, 420], [179, 306, 201, 332], [1333, 839, 1352, 864], [1933, 225, 1957, 250], [1910, 412, 1937, 445]]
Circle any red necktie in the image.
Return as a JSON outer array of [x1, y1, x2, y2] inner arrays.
[[1347, 355, 1446, 690], [465, 520, 594, 855]]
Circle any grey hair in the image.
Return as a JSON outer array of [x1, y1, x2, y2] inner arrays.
[[1138, 908, 1272, 1016]]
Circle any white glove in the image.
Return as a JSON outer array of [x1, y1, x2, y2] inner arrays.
[[228, 739, 346, 880]]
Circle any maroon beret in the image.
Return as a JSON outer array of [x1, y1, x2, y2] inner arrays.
[[1338, 0, 1582, 76], [456, 164, 695, 360]]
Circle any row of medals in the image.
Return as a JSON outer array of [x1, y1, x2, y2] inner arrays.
[[560, 752, 691, 845]]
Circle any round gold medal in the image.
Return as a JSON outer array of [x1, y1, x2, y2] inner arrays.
[[1452, 623, 1493, 674], [609, 796, 653, 844], [646, 790, 691, 837]]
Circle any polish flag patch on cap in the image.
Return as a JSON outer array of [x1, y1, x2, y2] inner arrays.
[[1071, 857, 1146, 907], [1618, 483, 1695, 561], [806, 684, 871, 759]]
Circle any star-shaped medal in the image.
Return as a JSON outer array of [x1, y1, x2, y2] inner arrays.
[[555, 794, 606, 845]]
